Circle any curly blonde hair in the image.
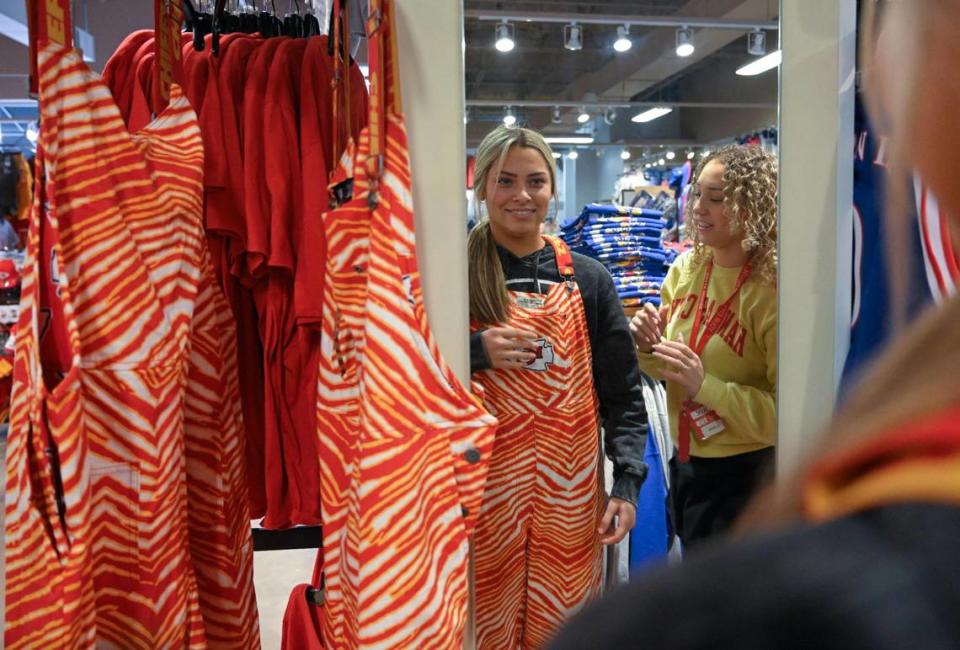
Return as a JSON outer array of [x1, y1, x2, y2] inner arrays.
[[688, 144, 778, 284]]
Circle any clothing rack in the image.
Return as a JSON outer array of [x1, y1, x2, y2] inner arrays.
[[251, 525, 322, 551]]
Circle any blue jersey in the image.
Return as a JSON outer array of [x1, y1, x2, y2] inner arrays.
[[842, 94, 957, 389]]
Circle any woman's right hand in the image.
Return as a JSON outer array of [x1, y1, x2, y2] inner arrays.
[[481, 327, 540, 370], [629, 304, 668, 353]]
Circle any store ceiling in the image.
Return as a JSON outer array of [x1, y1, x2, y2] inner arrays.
[[0, 0, 779, 152], [463, 0, 780, 151]]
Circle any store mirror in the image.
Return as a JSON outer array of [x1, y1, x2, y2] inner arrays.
[[461, 0, 781, 639]]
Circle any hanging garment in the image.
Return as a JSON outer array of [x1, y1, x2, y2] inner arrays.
[[5, 44, 205, 646], [629, 375, 672, 571], [4, 41, 257, 648], [102, 29, 154, 128], [471, 237, 606, 649], [257, 36, 324, 529], [127, 128, 260, 649], [298, 10, 375, 641], [284, 1, 497, 646], [313, 131, 373, 648]]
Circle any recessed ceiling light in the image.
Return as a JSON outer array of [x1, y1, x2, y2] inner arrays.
[[631, 107, 673, 123], [736, 50, 781, 76], [544, 136, 595, 144]]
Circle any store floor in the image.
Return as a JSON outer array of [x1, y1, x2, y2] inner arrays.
[[0, 436, 313, 650], [254, 547, 318, 648]]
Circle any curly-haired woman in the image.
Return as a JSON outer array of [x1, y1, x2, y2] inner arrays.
[[630, 144, 777, 550]]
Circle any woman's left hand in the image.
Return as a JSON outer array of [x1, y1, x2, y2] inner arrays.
[[598, 498, 637, 545], [652, 333, 704, 398]]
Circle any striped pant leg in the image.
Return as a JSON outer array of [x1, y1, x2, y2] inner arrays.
[[474, 413, 536, 650], [523, 408, 605, 649]]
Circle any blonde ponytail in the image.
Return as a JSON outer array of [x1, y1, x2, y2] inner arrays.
[[468, 221, 510, 325]]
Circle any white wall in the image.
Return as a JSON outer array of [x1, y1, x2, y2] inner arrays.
[[394, 0, 470, 383], [777, 0, 857, 474]]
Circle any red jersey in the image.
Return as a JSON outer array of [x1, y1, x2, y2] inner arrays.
[[101, 29, 153, 126], [241, 37, 286, 283]]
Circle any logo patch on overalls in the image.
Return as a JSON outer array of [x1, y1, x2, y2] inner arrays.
[[515, 295, 546, 310], [525, 338, 555, 372]]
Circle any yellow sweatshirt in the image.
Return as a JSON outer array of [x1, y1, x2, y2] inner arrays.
[[637, 251, 777, 458]]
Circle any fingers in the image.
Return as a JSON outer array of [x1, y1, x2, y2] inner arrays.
[[630, 306, 662, 348], [651, 342, 690, 365], [495, 326, 540, 341], [659, 368, 684, 383], [615, 500, 636, 536], [654, 338, 694, 355], [491, 350, 536, 370], [597, 501, 616, 537], [599, 500, 637, 545]]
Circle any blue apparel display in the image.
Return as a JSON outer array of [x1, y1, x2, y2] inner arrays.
[[560, 203, 675, 307], [841, 93, 933, 393]]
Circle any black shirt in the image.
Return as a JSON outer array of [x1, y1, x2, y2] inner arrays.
[[550, 503, 960, 650], [470, 243, 649, 503]]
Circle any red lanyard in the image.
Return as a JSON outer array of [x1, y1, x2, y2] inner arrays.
[[687, 260, 752, 356], [676, 259, 751, 463]]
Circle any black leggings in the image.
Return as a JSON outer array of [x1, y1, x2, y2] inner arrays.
[[670, 447, 775, 553]]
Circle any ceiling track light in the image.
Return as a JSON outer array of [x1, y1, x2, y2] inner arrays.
[[613, 24, 632, 53], [552, 106, 563, 123], [620, 149, 631, 161], [495, 20, 515, 52], [563, 22, 583, 51], [603, 107, 617, 125], [687, 151, 696, 160], [567, 150, 579, 160], [503, 106, 517, 126], [665, 150, 676, 160], [747, 29, 767, 56], [577, 107, 591, 124], [675, 26, 695, 57]]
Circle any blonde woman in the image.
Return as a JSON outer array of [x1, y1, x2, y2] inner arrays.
[[629, 144, 778, 551], [467, 125, 648, 648], [554, 2, 960, 649]]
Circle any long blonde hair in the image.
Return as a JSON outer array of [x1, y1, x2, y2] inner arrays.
[[688, 144, 778, 285], [739, 0, 960, 529], [468, 125, 558, 325]]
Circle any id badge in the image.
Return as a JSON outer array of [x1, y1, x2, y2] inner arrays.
[[684, 401, 726, 441]]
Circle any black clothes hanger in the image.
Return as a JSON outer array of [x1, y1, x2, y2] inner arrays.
[[305, 586, 325, 606], [182, 0, 199, 31], [239, 1, 260, 34], [303, 1, 321, 38], [191, 0, 213, 51], [211, 0, 227, 55], [258, 0, 283, 38], [282, 0, 304, 38]]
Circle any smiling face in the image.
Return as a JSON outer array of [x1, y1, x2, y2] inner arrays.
[[482, 145, 553, 251], [691, 160, 745, 256]]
